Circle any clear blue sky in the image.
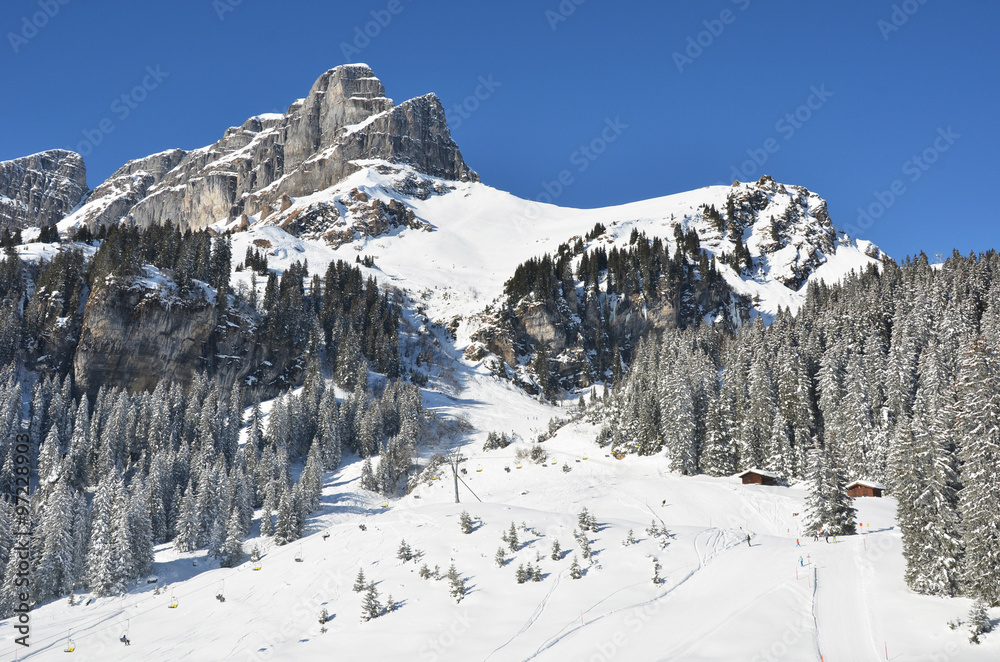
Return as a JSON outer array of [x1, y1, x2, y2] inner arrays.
[[1, 0, 997, 259]]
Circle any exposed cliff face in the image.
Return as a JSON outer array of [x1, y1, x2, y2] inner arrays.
[[469, 279, 743, 393], [73, 281, 297, 403], [0, 150, 88, 229], [65, 64, 476, 232], [64, 149, 186, 229]]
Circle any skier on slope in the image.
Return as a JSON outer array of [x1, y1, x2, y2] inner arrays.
[[746, 533, 751, 548]]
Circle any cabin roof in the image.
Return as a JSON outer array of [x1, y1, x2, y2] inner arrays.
[[847, 480, 886, 490], [736, 468, 781, 479]]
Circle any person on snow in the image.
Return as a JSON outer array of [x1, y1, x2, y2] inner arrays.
[[746, 534, 751, 547]]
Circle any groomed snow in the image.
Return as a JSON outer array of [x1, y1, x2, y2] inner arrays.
[[13, 392, 995, 660]]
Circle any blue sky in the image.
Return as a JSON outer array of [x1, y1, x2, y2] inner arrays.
[[1, 0, 997, 259]]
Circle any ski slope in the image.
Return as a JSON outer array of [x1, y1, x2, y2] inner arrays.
[[5, 166, 981, 661], [8, 382, 996, 661]]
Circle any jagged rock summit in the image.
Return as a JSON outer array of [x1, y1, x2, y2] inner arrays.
[[61, 64, 477, 232], [0, 149, 88, 229]]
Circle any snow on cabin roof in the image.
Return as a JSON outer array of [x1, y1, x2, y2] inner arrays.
[[847, 480, 886, 490], [736, 468, 781, 479]]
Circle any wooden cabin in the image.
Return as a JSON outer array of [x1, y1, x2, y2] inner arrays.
[[847, 480, 885, 498], [737, 469, 780, 486]]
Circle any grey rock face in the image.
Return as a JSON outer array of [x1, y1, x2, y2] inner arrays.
[[72, 64, 477, 232], [74, 283, 296, 403], [69, 149, 186, 228], [0, 150, 88, 229]]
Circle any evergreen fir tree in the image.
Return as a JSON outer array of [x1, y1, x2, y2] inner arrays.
[[459, 510, 474, 534], [219, 509, 245, 568], [361, 581, 383, 622], [803, 440, 856, 537], [447, 563, 466, 602], [955, 337, 1000, 604]]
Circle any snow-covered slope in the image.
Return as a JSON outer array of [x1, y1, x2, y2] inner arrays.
[[227, 163, 884, 353], [15, 379, 995, 660]]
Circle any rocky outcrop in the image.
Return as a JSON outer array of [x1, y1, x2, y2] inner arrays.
[[730, 175, 844, 290], [0, 150, 87, 229], [74, 281, 298, 403], [270, 184, 431, 247], [471, 278, 745, 394], [69, 64, 476, 232], [63, 149, 186, 229]]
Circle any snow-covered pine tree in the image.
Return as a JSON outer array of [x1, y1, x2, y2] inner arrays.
[[173, 480, 201, 552], [447, 564, 466, 602], [124, 482, 154, 580], [34, 479, 78, 601], [359, 457, 377, 492], [273, 483, 298, 546], [515, 564, 527, 584], [86, 472, 130, 596], [955, 336, 1000, 605], [219, 509, 245, 568], [361, 581, 382, 622], [459, 510, 474, 534], [892, 345, 963, 597], [968, 598, 993, 644], [700, 389, 737, 476], [803, 440, 856, 537]]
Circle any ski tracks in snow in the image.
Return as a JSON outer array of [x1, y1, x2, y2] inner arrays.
[[813, 535, 883, 661], [520, 526, 746, 661], [484, 573, 562, 661]]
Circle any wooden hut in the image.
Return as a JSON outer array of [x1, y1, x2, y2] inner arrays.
[[846, 480, 885, 498], [737, 469, 780, 486]]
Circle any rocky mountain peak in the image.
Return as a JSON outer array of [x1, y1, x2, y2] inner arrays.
[[60, 64, 476, 233], [0, 149, 88, 229]]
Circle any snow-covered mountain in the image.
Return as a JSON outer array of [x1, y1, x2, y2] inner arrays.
[[217, 161, 885, 393], [17, 63, 883, 397], [6, 64, 999, 662], [58, 64, 475, 233]]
